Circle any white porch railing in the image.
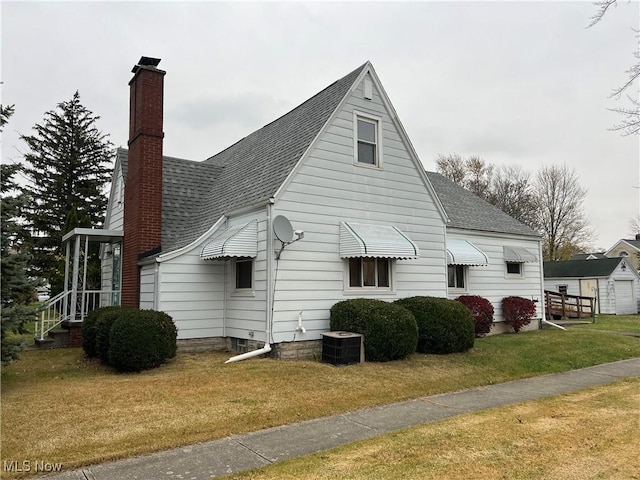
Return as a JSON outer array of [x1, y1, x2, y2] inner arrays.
[[35, 289, 121, 341]]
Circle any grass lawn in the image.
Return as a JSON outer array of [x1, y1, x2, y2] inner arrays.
[[1, 315, 638, 479], [225, 378, 640, 480]]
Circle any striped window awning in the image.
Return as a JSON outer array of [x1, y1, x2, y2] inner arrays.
[[201, 221, 258, 260], [446, 239, 489, 266], [339, 222, 419, 259], [503, 245, 537, 263]]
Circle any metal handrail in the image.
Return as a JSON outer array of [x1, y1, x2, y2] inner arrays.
[[35, 289, 121, 341]]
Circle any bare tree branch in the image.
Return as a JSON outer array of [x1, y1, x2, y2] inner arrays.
[[587, 0, 618, 28]]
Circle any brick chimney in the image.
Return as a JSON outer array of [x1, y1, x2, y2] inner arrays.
[[122, 56, 165, 307]]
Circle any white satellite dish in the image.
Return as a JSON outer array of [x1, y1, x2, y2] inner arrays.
[[273, 215, 294, 243]]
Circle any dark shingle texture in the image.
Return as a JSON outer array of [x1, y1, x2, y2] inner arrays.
[[119, 64, 366, 253], [543, 258, 622, 278], [426, 172, 539, 237], [118, 149, 224, 251]]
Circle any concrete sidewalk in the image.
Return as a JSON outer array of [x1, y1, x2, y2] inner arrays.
[[45, 358, 640, 480]]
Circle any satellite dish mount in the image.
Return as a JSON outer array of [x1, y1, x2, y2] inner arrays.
[[273, 215, 303, 259]]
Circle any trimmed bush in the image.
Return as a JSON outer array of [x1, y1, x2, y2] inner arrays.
[[88, 306, 135, 363], [82, 308, 102, 358], [395, 296, 474, 354], [502, 296, 537, 333], [330, 298, 417, 362], [108, 309, 177, 372], [455, 295, 494, 337]]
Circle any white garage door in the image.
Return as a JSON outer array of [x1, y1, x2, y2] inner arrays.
[[614, 281, 636, 315]]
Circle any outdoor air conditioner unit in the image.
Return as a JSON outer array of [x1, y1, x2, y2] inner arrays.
[[322, 331, 364, 366]]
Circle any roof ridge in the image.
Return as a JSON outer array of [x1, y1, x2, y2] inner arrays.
[[205, 62, 367, 163]]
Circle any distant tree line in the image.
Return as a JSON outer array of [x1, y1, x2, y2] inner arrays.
[[435, 153, 593, 261]]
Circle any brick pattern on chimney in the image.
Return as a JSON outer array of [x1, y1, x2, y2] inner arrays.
[[122, 62, 165, 308]]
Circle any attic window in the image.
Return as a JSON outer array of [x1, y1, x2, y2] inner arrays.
[[354, 112, 382, 167]]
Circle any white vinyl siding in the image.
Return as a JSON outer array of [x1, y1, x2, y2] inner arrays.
[[270, 73, 446, 341], [101, 163, 125, 294], [544, 261, 638, 315], [446, 230, 543, 327], [155, 212, 267, 341]]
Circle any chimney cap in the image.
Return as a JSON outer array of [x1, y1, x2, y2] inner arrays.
[[131, 56, 162, 74]]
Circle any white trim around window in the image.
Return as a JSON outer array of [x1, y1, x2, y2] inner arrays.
[[505, 262, 524, 278], [448, 264, 467, 291], [343, 257, 396, 295], [353, 110, 383, 168], [232, 257, 255, 296]]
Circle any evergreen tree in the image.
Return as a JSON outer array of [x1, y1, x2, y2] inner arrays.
[[19, 92, 113, 293], [1, 105, 36, 365]]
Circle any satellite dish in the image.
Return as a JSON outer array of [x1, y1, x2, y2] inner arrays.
[[273, 215, 294, 243]]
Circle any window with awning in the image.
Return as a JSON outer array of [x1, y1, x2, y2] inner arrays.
[[200, 220, 258, 260], [446, 239, 488, 266], [339, 222, 419, 259], [503, 245, 537, 263]]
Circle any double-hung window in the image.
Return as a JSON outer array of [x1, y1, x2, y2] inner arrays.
[[354, 112, 382, 167], [349, 258, 390, 288]]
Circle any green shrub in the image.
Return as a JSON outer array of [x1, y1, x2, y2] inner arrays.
[[330, 298, 417, 362], [108, 309, 177, 372], [502, 296, 537, 333], [395, 296, 474, 354], [455, 295, 494, 337], [81, 308, 101, 358], [91, 306, 135, 363]]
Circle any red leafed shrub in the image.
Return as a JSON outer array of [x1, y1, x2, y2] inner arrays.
[[455, 295, 494, 337], [502, 296, 536, 333]]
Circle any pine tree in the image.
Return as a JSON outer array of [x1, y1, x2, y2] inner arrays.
[[1, 105, 36, 364], [19, 92, 113, 293]]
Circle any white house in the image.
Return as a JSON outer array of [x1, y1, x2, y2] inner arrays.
[[427, 172, 544, 333], [91, 57, 546, 358], [544, 257, 639, 315]]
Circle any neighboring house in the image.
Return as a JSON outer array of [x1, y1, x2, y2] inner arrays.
[[426, 172, 544, 333], [606, 236, 640, 271], [97, 56, 545, 358], [570, 252, 607, 261], [544, 257, 639, 315]]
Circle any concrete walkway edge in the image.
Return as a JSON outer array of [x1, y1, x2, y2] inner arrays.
[[43, 358, 640, 480]]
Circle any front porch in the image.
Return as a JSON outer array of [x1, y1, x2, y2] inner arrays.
[[35, 228, 123, 348]]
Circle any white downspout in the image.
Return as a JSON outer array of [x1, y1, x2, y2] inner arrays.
[[225, 199, 275, 364], [224, 343, 272, 363]]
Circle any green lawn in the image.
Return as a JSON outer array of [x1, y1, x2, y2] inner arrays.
[[1, 315, 638, 479]]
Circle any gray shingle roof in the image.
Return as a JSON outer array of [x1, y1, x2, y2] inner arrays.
[[621, 239, 640, 249], [118, 63, 367, 253], [544, 257, 622, 278], [425, 171, 539, 237], [570, 253, 607, 261]]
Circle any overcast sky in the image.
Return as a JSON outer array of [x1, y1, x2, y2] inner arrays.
[[2, 1, 638, 250]]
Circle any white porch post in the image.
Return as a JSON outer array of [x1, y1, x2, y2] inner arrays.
[[80, 234, 89, 322], [70, 235, 81, 322], [63, 240, 71, 321]]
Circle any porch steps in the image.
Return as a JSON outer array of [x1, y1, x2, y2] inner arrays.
[[34, 328, 69, 349]]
